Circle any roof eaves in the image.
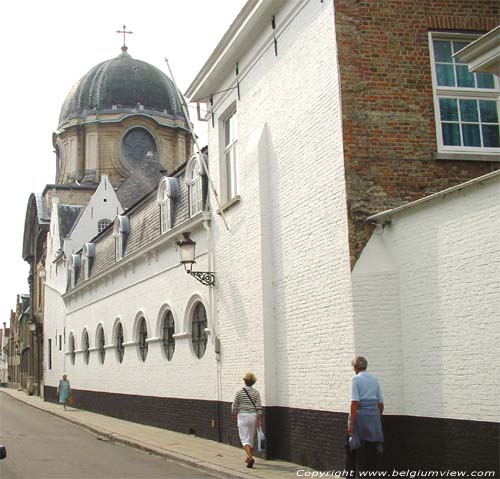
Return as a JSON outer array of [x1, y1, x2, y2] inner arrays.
[[367, 170, 500, 222]]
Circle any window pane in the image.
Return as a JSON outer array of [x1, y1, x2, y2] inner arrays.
[[439, 98, 458, 121], [462, 124, 481, 147], [434, 40, 452, 62], [482, 125, 500, 147], [456, 65, 475, 88], [436, 64, 455, 86], [476, 73, 495, 89], [442, 123, 461, 146], [452, 41, 470, 55], [479, 101, 499, 123], [459, 99, 478, 122]]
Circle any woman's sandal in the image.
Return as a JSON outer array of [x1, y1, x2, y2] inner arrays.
[[246, 457, 255, 468]]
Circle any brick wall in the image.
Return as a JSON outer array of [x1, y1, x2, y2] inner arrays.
[[333, 0, 499, 265]]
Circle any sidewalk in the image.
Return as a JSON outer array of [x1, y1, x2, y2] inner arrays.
[[0, 388, 313, 479]]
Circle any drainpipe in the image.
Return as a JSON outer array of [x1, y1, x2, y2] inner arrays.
[[203, 218, 222, 442]]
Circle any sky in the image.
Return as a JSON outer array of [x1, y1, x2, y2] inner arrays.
[[0, 0, 247, 325]]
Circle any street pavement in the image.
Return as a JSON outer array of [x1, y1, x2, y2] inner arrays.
[[0, 388, 313, 479], [0, 392, 213, 479]]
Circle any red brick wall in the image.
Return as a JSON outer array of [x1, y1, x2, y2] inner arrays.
[[333, 0, 499, 265]]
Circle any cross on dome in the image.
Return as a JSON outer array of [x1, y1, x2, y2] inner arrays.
[[116, 24, 133, 52]]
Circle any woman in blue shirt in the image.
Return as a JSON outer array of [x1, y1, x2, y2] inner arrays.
[[346, 356, 384, 474]]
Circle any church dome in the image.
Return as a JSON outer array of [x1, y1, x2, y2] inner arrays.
[[58, 48, 188, 128]]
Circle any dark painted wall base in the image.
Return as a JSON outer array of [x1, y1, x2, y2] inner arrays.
[[45, 386, 499, 475]]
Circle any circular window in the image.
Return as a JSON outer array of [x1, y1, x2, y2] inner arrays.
[[122, 128, 156, 168], [97, 327, 106, 364], [116, 322, 125, 363], [191, 303, 208, 359], [162, 311, 175, 361], [82, 330, 90, 365], [137, 317, 148, 362], [69, 334, 76, 365]]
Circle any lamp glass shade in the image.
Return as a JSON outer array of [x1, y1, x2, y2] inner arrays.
[[177, 233, 196, 266]]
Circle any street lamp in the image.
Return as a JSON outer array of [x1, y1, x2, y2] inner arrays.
[[176, 232, 215, 286]]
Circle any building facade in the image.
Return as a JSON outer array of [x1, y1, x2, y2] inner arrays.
[[16, 0, 498, 474], [186, 0, 499, 471]]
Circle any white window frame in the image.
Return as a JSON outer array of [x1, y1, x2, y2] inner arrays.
[[223, 110, 238, 201], [114, 216, 129, 261], [98, 219, 111, 234], [429, 32, 500, 156], [186, 155, 204, 217], [160, 189, 170, 233]]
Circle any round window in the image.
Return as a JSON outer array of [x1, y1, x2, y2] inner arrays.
[[122, 128, 156, 168]]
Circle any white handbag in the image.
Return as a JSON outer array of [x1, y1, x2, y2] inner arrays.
[[257, 427, 266, 452]]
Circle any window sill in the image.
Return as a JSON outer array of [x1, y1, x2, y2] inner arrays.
[[434, 152, 500, 162], [217, 195, 241, 214]]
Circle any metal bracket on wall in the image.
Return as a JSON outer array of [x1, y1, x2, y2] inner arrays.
[[188, 271, 215, 286]]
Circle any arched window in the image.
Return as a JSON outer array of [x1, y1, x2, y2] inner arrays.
[[191, 303, 208, 359], [69, 333, 76, 365], [185, 154, 206, 217], [82, 330, 90, 365], [98, 219, 112, 233], [137, 317, 148, 362], [115, 322, 124, 363], [157, 177, 179, 233], [97, 326, 106, 364], [162, 310, 175, 361]]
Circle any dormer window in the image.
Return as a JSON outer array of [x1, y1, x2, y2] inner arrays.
[[157, 177, 179, 233], [82, 242, 95, 280], [186, 154, 206, 217], [69, 254, 81, 288], [114, 216, 130, 261]]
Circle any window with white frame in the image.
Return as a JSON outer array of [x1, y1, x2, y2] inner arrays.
[[186, 155, 204, 217], [429, 33, 499, 154], [114, 216, 129, 261], [97, 326, 106, 364], [157, 177, 179, 233], [98, 219, 111, 233], [69, 254, 80, 288], [223, 110, 238, 200], [82, 330, 90, 365], [82, 243, 95, 280], [69, 333, 76, 365]]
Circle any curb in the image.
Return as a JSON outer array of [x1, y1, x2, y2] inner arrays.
[[0, 390, 259, 479]]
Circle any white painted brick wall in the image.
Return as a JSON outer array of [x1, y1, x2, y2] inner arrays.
[[61, 227, 218, 400], [207, 0, 354, 412], [352, 176, 500, 422]]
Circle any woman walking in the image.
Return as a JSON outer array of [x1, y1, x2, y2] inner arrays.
[[232, 372, 262, 468], [57, 374, 71, 410], [346, 356, 384, 475]]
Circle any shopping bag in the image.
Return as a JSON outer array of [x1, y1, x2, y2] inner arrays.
[[257, 427, 266, 452]]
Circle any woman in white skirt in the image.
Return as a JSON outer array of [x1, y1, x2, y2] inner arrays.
[[232, 372, 262, 468]]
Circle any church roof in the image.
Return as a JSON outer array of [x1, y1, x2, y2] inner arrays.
[[59, 48, 188, 128]]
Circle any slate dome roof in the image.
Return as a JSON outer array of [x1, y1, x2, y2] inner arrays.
[[59, 48, 188, 128]]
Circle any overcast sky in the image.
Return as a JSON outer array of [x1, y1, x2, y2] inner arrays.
[[0, 0, 247, 325]]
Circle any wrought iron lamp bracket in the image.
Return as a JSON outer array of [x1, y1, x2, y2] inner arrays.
[[188, 271, 215, 286]]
